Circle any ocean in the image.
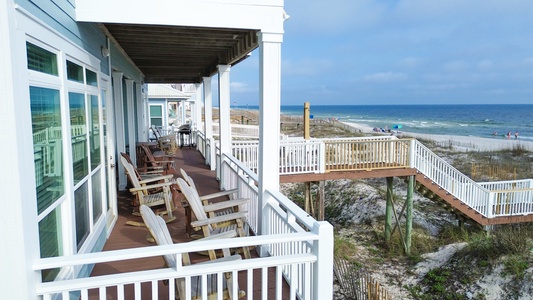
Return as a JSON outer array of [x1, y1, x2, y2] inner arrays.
[[271, 104, 533, 142]]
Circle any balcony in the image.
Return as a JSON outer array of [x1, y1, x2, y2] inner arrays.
[[33, 139, 334, 300]]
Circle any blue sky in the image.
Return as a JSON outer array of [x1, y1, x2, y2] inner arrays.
[[227, 0, 533, 106]]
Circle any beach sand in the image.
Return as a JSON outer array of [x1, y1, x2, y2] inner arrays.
[[342, 121, 533, 152]]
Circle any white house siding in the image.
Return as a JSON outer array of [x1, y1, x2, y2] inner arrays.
[[0, 1, 142, 298]]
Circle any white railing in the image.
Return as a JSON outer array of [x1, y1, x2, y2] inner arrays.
[[213, 123, 260, 139], [480, 179, 533, 217], [229, 137, 533, 220], [34, 150, 333, 300], [219, 151, 333, 299], [411, 140, 492, 216], [195, 129, 206, 158], [280, 140, 323, 174], [34, 234, 319, 300]]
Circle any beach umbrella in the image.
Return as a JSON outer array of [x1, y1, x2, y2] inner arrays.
[[393, 124, 403, 129]]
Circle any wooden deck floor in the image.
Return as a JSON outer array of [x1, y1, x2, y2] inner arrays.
[[90, 146, 289, 299]]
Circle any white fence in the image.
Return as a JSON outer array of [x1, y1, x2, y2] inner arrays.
[[219, 152, 333, 299], [229, 136, 533, 220], [34, 234, 320, 300]]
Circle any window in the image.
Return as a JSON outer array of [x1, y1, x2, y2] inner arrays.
[[69, 92, 89, 184], [67, 60, 84, 83], [149, 104, 163, 127], [39, 207, 62, 282], [28, 38, 105, 280], [89, 95, 101, 169], [30, 86, 64, 214], [27, 42, 58, 75], [92, 169, 103, 222], [86, 69, 98, 87], [75, 182, 90, 249]]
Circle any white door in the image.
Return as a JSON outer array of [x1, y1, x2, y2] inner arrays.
[[101, 78, 118, 227]]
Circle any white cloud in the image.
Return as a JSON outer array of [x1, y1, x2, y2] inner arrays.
[[230, 81, 251, 93], [442, 61, 470, 72], [363, 72, 407, 83], [398, 57, 423, 68]]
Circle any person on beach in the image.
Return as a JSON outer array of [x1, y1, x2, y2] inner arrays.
[[515, 131, 519, 140], [507, 131, 511, 139]]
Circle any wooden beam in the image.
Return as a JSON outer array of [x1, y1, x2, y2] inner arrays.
[[280, 168, 417, 183]]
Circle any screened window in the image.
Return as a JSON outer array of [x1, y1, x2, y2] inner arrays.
[[69, 92, 88, 183], [30, 86, 64, 214], [26, 42, 58, 75]]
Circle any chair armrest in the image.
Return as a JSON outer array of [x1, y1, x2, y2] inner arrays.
[[191, 211, 248, 228], [199, 188, 239, 201], [202, 199, 250, 213], [130, 181, 173, 193], [139, 174, 174, 184]]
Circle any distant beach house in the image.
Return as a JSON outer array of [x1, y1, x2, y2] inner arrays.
[[1, 0, 333, 299], [147, 84, 195, 133]]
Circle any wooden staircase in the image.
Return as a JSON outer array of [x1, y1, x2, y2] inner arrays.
[[414, 172, 533, 226]]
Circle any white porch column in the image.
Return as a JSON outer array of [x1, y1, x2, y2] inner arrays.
[[194, 83, 203, 149], [125, 79, 136, 165], [136, 83, 147, 142], [180, 100, 186, 126], [258, 32, 282, 242], [218, 65, 231, 188], [112, 71, 127, 190], [203, 76, 215, 169]]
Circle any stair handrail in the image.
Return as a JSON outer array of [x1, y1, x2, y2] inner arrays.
[[411, 140, 493, 217]]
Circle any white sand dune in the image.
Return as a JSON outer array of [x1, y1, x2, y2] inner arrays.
[[342, 121, 533, 152]]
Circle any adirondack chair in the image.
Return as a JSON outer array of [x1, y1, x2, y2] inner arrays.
[[179, 168, 239, 201], [121, 152, 164, 180], [176, 178, 251, 259], [158, 133, 179, 155], [139, 143, 177, 175], [140, 205, 245, 300], [148, 125, 162, 142], [120, 156, 176, 221]]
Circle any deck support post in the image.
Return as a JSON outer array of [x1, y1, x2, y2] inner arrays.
[[405, 175, 414, 255], [318, 180, 325, 221], [304, 181, 312, 215], [385, 177, 394, 242]]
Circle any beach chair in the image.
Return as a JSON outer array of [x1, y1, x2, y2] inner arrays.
[[180, 168, 239, 204], [139, 143, 177, 175], [176, 178, 251, 259], [121, 152, 164, 180], [149, 125, 162, 142], [140, 205, 245, 300], [120, 156, 176, 221]]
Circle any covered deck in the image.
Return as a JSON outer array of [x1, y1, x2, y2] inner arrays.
[[89, 147, 289, 299]]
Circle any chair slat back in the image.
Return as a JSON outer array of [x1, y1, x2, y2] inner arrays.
[[140, 205, 177, 268], [180, 168, 200, 198], [176, 178, 211, 230], [120, 156, 142, 188], [140, 143, 158, 165]]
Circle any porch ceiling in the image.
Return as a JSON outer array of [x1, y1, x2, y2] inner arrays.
[[102, 23, 259, 83]]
